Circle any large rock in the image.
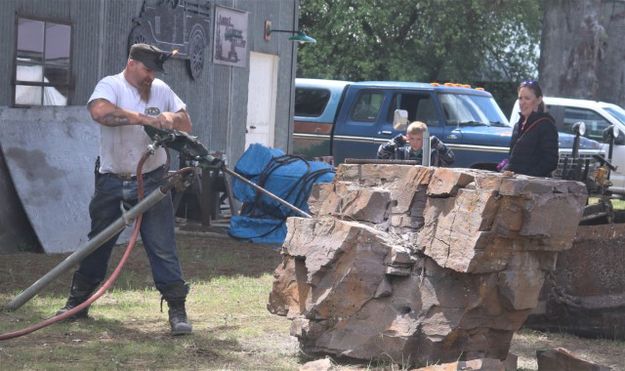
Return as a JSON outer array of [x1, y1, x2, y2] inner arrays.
[[269, 165, 586, 367], [525, 222, 625, 340], [536, 347, 612, 371]]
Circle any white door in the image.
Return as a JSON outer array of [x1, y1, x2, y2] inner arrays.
[[245, 52, 278, 149]]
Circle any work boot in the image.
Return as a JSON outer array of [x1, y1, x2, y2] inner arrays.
[[160, 282, 193, 335], [55, 271, 99, 320]]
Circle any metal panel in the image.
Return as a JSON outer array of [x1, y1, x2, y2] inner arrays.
[[1, 0, 298, 162], [0, 107, 99, 254], [15, 0, 73, 20], [0, 0, 299, 248], [0, 149, 39, 254], [0, 1, 18, 106], [70, 0, 105, 104], [212, 63, 232, 154]]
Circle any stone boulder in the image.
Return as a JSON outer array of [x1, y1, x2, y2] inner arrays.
[[268, 165, 587, 367], [536, 347, 611, 371]]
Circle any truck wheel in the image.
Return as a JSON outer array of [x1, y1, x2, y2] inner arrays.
[[128, 26, 150, 52], [187, 29, 205, 80]]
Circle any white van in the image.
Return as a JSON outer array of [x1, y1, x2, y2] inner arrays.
[[510, 97, 625, 194]]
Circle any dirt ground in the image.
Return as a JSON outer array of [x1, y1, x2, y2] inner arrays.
[[1, 228, 624, 369]]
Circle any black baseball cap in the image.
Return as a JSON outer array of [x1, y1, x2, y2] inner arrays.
[[128, 43, 171, 73]]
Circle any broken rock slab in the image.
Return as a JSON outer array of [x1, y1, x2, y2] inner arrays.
[[414, 358, 506, 371], [413, 353, 517, 371], [299, 358, 334, 371], [536, 347, 612, 371], [269, 165, 587, 367]]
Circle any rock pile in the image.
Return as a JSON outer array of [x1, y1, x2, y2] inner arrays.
[[268, 164, 587, 366]]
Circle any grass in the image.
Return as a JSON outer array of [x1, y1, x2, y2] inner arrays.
[[587, 196, 625, 210], [511, 329, 625, 370], [0, 235, 301, 370], [611, 198, 625, 210], [1, 234, 624, 370]]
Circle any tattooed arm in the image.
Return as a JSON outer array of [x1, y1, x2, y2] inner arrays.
[[88, 99, 150, 127], [88, 99, 191, 132]]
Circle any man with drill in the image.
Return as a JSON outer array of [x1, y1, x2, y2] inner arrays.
[[56, 43, 193, 335]]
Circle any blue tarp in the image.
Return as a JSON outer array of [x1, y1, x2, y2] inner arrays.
[[228, 144, 335, 244]]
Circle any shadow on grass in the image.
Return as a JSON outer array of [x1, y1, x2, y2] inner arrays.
[[0, 234, 282, 297], [0, 311, 249, 369]]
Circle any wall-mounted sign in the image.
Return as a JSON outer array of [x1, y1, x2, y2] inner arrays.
[[129, 0, 211, 80], [213, 6, 249, 68]]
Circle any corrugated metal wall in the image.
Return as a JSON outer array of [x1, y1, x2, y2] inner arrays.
[[0, 0, 298, 163]]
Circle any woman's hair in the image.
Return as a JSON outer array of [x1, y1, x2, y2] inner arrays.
[[407, 121, 428, 134], [519, 80, 545, 113]]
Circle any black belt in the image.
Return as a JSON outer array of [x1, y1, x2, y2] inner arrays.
[[103, 165, 166, 181]]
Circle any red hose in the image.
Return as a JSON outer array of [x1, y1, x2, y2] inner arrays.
[[0, 152, 156, 341], [0, 216, 143, 340]]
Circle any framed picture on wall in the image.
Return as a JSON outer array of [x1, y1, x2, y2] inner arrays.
[[213, 6, 249, 68]]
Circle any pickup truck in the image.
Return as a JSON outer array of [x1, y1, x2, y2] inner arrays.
[[293, 78, 604, 171]]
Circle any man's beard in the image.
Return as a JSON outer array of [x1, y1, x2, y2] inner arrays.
[[139, 80, 152, 102]]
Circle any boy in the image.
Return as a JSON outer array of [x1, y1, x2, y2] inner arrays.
[[377, 121, 454, 166]]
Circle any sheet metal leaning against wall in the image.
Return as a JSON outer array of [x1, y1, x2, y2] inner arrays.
[[0, 106, 131, 254], [0, 146, 38, 254]]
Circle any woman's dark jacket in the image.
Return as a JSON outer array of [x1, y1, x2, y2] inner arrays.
[[507, 111, 559, 177]]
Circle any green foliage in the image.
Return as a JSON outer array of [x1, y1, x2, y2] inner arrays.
[[298, 0, 542, 84]]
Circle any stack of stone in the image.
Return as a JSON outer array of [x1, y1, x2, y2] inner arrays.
[[268, 164, 587, 367]]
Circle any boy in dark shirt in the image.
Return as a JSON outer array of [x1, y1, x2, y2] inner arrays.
[[377, 121, 454, 166]]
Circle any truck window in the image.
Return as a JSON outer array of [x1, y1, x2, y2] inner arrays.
[[295, 88, 331, 117], [351, 91, 384, 122], [438, 93, 509, 127], [386, 93, 438, 126], [563, 107, 610, 141], [605, 106, 625, 124]]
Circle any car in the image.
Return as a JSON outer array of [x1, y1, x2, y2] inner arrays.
[[293, 78, 351, 161], [128, 0, 211, 80], [510, 97, 625, 193]]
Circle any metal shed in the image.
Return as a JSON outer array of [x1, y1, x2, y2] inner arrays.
[[0, 0, 300, 253]]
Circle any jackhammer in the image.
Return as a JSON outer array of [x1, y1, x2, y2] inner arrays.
[[144, 127, 312, 219], [1, 127, 309, 340]]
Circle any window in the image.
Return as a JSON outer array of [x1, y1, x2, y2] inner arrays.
[[563, 107, 611, 141], [604, 106, 625, 125], [351, 91, 384, 122], [438, 93, 509, 127], [294, 88, 330, 117], [14, 17, 71, 106], [386, 93, 438, 126]]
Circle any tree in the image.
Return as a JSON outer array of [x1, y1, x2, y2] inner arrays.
[[298, 0, 542, 84], [539, 0, 604, 99], [539, 0, 625, 106], [596, 1, 625, 106]]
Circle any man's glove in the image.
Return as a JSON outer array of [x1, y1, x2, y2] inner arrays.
[[430, 136, 445, 151], [393, 134, 407, 147]]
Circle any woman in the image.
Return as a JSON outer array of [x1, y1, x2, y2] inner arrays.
[[504, 80, 559, 177]]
